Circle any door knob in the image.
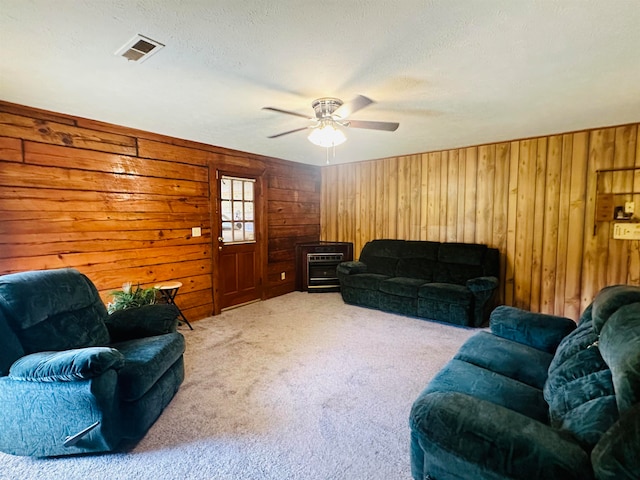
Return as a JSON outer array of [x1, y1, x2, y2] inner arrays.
[[218, 236, 224, 243]]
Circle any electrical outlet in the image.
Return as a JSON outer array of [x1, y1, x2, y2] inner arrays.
[[625, 201, 635, 214], [280, 272, 286, 280], [191, 227, 201, 237]]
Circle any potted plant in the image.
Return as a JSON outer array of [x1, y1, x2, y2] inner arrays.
[[107, 282, 158, 314]]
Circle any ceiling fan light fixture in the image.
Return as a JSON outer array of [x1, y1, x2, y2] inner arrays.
[[308, 123, 347, 148]]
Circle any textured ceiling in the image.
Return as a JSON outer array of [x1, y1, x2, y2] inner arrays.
[[1, 0, 640, 165]]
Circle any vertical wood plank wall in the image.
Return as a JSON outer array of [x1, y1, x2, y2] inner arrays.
[[321, 123, 640, 320], [0, 102, 320, 321]]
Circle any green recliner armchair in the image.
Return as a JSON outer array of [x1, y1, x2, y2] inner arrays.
[[0, 268, 185, 457]]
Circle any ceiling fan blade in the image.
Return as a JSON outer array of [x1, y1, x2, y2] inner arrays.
[[267, 126, 311, 138], [262, 107, 313, 120], [333, 95, 374, 119], [347, 119, 399, 132]]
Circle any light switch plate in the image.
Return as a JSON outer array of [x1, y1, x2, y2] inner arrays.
[[625, 201, 635, 214], [191, 227, 202, 237]]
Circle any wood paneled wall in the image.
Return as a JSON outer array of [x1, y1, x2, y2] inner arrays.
[[0, 101, 320, 321], [266, 159, 321, 297], [321, 123, 640, 321]]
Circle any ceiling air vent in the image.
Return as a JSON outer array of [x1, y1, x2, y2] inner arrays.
[[115, 34, 164, 63]]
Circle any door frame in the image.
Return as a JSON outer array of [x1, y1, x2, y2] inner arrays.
[[209, 160, 267, 315]]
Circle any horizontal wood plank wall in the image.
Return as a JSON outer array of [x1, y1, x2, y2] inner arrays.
[[320, 123, 640, 321], [0, 102, 321, 321]]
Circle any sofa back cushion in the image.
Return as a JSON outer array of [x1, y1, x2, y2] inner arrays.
[[433, 243, 497, 285], [359, 239, 404, 276], [544, 286, 640, 449], [438, 243, 487, 265], [543, 324, 617, 448], [400, 241, 439, 260], [599, 302, 640, 413], [434, 263, 484, 285], [591, 284, 640, 334], [394, 241, 439, 280], [0, 269, 110, 354], [0, 308, 24, 376], [396, 258, 438, 281]]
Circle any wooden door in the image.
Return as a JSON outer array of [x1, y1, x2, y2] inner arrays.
[[217, 174, 262, 310]]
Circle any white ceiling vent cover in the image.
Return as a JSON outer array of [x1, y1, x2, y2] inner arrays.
[[115, 34, 164, 63]]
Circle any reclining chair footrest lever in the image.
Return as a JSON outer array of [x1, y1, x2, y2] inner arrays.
[[63, 421, 100, 447]]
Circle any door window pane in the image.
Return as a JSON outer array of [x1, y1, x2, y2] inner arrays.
[[220, 175, 256, 244], [244, 182, 254, 201], [245, 222, 255, 240], [221, 178, 231, 199], [232, 180, 243, 200]]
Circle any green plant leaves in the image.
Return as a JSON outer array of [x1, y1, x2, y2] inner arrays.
[[107, 284, 157, 314]]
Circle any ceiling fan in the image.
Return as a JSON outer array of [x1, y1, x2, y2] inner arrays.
[[262, 95, 399, 148]]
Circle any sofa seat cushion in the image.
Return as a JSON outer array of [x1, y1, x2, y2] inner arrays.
[[339, 273, 390, 290], [379, 277, 426, 298], [423, 359, 549, 423], [114, 332, 185, 402], [418, 283, 473, 304], [455, 331, 553, 389]]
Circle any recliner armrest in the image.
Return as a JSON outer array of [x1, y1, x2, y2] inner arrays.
[[9, 347, 124, 382], [106, 304, 179, 342], [490, 306, 576, 353], [337, 261, 367, 276]]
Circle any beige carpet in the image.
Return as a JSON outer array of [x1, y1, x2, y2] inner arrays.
[[0, 292, 477, 480]]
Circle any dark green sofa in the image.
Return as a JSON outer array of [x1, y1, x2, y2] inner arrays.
[[337, 239, 499, 327], [0, 268, 185, 457], [410, 284, 640, 480]]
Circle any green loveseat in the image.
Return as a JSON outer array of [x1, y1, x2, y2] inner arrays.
[[410, 284, 640, 480], [337, 239, 499, 327], [0, 268, 185, 457]]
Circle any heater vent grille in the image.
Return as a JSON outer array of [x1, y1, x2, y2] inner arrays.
[[115, 34, 164, 63]]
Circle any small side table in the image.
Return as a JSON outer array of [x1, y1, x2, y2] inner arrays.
[[155, 281, 193, 330]]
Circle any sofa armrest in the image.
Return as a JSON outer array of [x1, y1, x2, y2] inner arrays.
[[337, 261, 367, 276], [490, 306, 576, 353], [8, 347, 124, 382], [466, 276, 498, 293], [410, 392, 593, 480], [105, 303, 179, 342]]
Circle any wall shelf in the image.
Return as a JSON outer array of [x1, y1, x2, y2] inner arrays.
[[594, 166, 640, 236]]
